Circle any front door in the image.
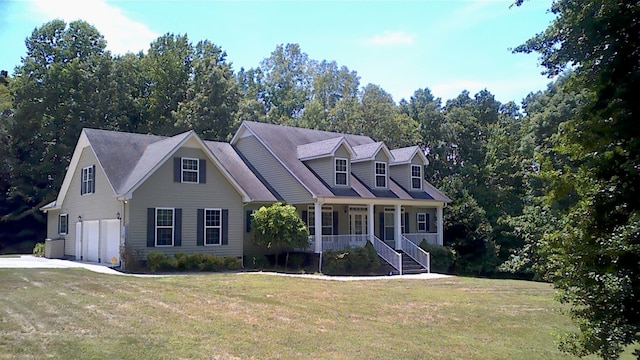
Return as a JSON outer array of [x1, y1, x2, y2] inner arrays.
[[384, 211, 395, 243], [349, 207, 368, 246]]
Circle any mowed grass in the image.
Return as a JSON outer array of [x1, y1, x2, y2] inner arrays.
[[0, 269, 589, 360]]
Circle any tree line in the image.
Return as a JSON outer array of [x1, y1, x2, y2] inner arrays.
[[0, 19, 532, 277], [1, 0, 638, 356]]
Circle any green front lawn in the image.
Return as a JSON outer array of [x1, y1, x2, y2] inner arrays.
[[0, 269, 591, 359]]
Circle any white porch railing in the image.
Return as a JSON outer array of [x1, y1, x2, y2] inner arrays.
[[403, 233, 438, 246], [371, 235, 402, 275], [401, 235, 430, 273], [307, 234, 369, 251], [321, 234, 369, 251]]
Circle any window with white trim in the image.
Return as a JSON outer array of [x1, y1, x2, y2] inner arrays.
[[181, 157, 199, 183], [417, 212, 429, 232], [58, 214, 68, 235], [308, 206, 333, 235], [335, 158, 348, 186], [375, 161, 387, 188], [156, 208, 174, 246], [411, 165, 423, 190], [81, 166, 94, 194], [205, 209, 222, 245]]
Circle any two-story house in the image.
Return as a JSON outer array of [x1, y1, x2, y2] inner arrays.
[[41, 121, 450, 273]]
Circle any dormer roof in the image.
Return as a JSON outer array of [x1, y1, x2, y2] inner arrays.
[[390, 145, 429, 166], [352, 142, 393, 162], [297, 137, 354, 161]]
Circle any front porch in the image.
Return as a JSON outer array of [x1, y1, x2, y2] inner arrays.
[[299, 202, 445, 274]]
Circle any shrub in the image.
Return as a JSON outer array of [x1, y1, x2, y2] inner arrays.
[[322, 241, 381, 275], [33, 242, 45, 257], [287, 253, 306, 269], [146, 251, 175, 272], [246, 255, 271, 270], [146, 251, 241, 273], [224, 256, 242, 270], [419, 241, 455, 273], [120, 245, 144, 272]]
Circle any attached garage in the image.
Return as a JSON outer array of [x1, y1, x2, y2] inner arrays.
[[75, 219, 121, 265]]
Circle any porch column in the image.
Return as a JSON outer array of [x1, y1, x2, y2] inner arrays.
[[314, 202, 323, 253], [395, 204, 402, 250], [437, 205, 444, 246], [368, 204, 374, 242]]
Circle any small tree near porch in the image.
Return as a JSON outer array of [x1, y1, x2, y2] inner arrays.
[[251, 202, 309, 268]]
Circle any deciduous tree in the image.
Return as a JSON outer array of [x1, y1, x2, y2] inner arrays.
[[514, 1, 640, 357]]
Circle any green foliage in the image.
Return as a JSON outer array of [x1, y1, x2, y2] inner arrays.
[[251, 202, 309, 268], [287, 253, 306, 270], [146, 251, 175, 272], [146, 251, 241, 273], [514, 1, 640, 357], [419, 241, 454, 273], [245, 254, 271, 270], [439, 176, 499, 275], [32, 242, 45, 257], [120, 245, 144, 273], [322, 242, 380, 275]]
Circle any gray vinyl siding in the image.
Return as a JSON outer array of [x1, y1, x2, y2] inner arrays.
[[235, 135, 312, 204], [352, 162, 374, 189], [306, 145, 352, 188], [46, 209, 62, 239], [409, 207, 437, 233], [375, 151, 390, 163], [334, 145, 351, 160], [56, 146, 121, 256], [390, 164, 410, 190], [305, 158, 333, 186], [127, 147, 243, 258]]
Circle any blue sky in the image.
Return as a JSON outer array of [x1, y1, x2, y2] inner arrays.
[[0, 0, 555, 105]]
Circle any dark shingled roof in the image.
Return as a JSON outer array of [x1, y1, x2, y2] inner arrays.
[[241, 121, 450, 203], [205, 141, 278, 202], [84, 128, 276, 201], [84, 128, 167, 195], [242, 121, 372, 197]]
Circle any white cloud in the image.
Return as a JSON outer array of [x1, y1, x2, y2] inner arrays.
[[367, 31, 415, 46], [28, 0, 158, 55]]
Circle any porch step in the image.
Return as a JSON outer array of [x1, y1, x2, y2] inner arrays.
[[398, 251, 428, 274]]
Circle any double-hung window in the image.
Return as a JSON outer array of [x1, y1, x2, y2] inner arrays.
[[204, 209, 222, 246], [155, 208, 174, 246], [375, 161, 387, 188], [181, 157, 199, 183], [417, 213, 429, 232], [81, 166, 95, 194], [58, 214, 68, 235], [335, 158, 348, 186], [411, 165, 423, 190], [308, 206, 334, 235]]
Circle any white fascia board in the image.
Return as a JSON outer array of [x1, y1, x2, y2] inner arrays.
[[316, 196, 446, 207]]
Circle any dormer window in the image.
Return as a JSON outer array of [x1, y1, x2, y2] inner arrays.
[[375, 161, 387, 188], [335, 158, 348, 186], [411, 165, 422, 190]]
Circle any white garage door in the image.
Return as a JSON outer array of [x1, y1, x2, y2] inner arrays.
[[100, 219, 120, 265], [82, 220, 100, 262]]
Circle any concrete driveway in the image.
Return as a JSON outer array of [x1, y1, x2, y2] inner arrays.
[[0, 255, 128, 275]]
